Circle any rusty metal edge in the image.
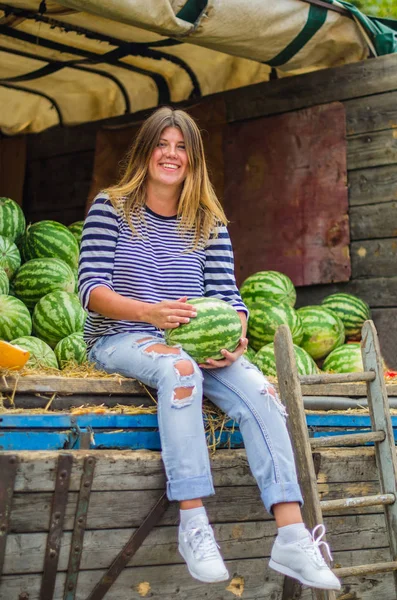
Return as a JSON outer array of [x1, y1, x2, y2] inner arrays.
[[63, 455, 96, 600], [86, 492, 170, 600], [40, 453, 73, 600], [0, 454, 18, 580]]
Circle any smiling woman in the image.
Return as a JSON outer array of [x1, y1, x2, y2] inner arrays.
[[77, 105, 341, 592]]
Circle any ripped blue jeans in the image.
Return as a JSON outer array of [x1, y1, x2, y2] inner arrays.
[[88, 332, 303, 513]]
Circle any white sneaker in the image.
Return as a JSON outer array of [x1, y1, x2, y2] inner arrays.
[[178, 515, 229, 583], [269, 524, 341, 590]]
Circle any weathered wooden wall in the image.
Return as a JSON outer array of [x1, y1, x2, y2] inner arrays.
[[0, 447, 395, 600], [23, 125, 97, 224], [19, 53, 397, 366], [223, 54, 397, 369]]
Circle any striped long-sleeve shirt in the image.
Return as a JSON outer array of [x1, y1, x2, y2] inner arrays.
[[78, 195, 248, 350]]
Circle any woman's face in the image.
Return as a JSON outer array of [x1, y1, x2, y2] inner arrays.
[[147, 126, 188, 190]]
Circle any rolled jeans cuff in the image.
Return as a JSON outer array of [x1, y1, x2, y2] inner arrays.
[[166, 475, 215, 501], [262, 483, 304, 515]]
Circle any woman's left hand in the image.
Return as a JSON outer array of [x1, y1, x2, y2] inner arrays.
[[199, 337, 248, 369]]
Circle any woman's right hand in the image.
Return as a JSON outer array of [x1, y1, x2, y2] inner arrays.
[[144, 297, 197, 329]]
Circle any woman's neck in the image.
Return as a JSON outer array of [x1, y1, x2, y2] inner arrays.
[[146, 180, 180, 217]]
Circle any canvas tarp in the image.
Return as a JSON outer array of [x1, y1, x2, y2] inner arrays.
[[0, 0, 396, 135]]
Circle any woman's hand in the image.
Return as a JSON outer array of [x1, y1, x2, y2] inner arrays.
[[199, 337, 248, 369], [144, 296, 197, 329]]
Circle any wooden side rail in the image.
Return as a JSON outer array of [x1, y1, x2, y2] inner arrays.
[[300, 371, 376, 385], [321, 493, 395, 512], [310, 430, 385, 448]]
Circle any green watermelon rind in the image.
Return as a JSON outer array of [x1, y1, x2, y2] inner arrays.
[[321, 293, 371, 339], [0, 234, 21, 280], [247, 299, 303, 351], [0, 294, 32, 341], [13, 257, 75, 308], [0, 268, 9, 295], [240, 270, 296, 308], [22, 220, 79, 270], [253, 342, 318, 378], [165, 297, 242, 363], [55, 332, 87, 369], [0, 197, 26, 243], [297, 305, 345, 360], [323, 343, 363, 373], [32, 291, 87, 349], [10, 335, 59, 369], [68, 221, 85, 246]]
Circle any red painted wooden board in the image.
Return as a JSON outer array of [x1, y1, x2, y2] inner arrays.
[[224, 102, 350, 287]]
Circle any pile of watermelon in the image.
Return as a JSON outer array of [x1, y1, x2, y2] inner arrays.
[[0, 196, 86, 370], [240, 270, 371, 376]]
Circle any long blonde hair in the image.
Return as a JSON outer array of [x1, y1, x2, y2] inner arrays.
[[105, 106, 227, 248]]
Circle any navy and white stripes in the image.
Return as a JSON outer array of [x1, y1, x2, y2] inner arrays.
[[78, 195, 247, 349]]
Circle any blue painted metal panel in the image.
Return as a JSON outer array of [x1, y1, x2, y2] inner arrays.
[[0, 411, 395, 451], [0, 431, 69, 451]]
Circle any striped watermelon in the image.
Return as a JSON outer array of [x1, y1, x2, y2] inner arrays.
[[165, 297, 242, 363], [32, 291, 86, 348], [22, 220, 79, 270], [68, 221, 84, 246], [240, 271, 296, 309], [0, 234, 21, 279], [13, 258, 75, 308], [0, 295, 32, 341], [253, 342, 318, 378], [297, 305, 345, 360], [245, 345, 256, 362], [247, 300, 303, 351], [11, 336, 58, 369], [323, 342, 363, 373], [55, 332, 87, 368], [0, 268, 9, 295], [0, 197, 25, 242], [321, 293, 370, 340]]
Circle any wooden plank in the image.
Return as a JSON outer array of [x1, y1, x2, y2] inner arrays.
[[349, 165, 397, 207], [310, 431, 384, 448], [1, 551, 394, 600], [225, 54, 397, 122], [8, 473, 384, 534], [274, 325, 335, 600], [334, 561, 397, 578], [345, 91, 397, 136], [5, 447, 385, 493], [274, 326, 323, 524], [1, 514, 389, 575], [347, 129, 397, 171], [0, 394, 153, 410], [0, 135, 26, 206], [362, 321, 397, 595], [296, 276, 397, 309], [350, 201, 397, 240], [0, 376, 145, 396], [351, 239, 397, 279], [224, 103, 349, 286], [300, 372, 375, 385]]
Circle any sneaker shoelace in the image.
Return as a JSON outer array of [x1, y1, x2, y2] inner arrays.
[[299, 524, 333, 567], [183, 521, 220, 561]]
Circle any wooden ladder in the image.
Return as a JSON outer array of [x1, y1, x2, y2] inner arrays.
[[274, 320, 397, 600]]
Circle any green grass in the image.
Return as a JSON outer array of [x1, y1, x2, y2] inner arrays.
[[353, 0, 397, 19]]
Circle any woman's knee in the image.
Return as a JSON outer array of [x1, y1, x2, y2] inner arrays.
[[144, 343, 201, 406]]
